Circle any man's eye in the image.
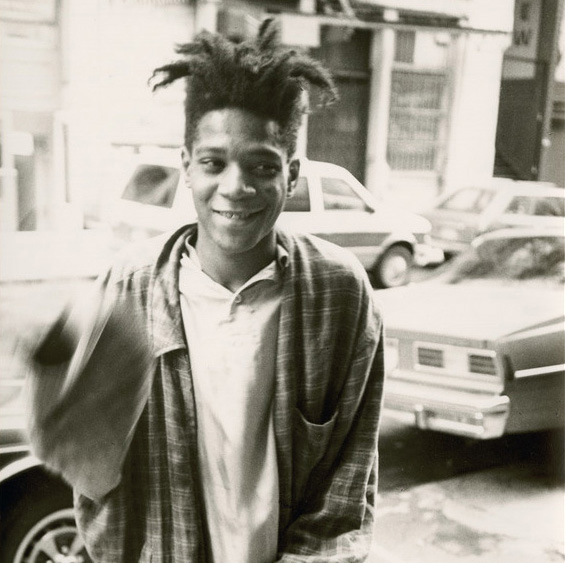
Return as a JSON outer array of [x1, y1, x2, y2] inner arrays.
[[251, 163, 280, 177], [200, 159, 224, 173]]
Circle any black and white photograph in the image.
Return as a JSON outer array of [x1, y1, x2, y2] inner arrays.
[[0, 1, 563, 562]]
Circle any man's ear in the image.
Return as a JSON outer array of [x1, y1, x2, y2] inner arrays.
[[286, 159, 300, 197], [181, 146, 191, 188]]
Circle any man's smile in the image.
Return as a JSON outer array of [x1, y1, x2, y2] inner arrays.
[[214, 209, 262, 220]]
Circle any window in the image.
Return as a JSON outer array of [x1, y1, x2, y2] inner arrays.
[[506, 196, 565, 217], [321, 177, 370, 211], [395, 31, 415, 64], [387, 30, 451, 171], [121, 165, 180, 208], [439, 188, 495, 213], [505, 196, 533, 215], [283, 177, 310, 212], [533, 197, 565, 217]]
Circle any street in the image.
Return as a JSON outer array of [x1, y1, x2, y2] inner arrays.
[[371, 417, 564, 562]]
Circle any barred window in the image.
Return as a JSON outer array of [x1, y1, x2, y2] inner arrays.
[[387, 31, 451, 172]]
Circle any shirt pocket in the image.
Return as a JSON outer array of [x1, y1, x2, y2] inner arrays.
[[292, 407, 339, 505]]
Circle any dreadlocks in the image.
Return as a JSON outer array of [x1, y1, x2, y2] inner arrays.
[[149, 18, 337, 156]]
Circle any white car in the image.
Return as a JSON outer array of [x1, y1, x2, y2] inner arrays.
[[107, 156, 436, 288]]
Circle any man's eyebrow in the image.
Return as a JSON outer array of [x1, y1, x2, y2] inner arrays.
[[242, 147, 283, 159], [192, 146, 226, 155]]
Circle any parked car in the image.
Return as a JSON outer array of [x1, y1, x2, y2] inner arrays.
[[0, 382, 91, 563], [380, 228, 564, 439], [420, 179, 565, 257], [107, 157, 439, 288], [0, 279, 94, 563]]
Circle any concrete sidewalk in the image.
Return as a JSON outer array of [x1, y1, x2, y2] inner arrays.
[[370, 462, 565, 563]]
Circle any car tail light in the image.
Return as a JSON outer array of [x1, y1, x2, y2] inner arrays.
[[413, 342, 499, 380], [417, 347, 444, 368], [468, 354, 497, 375]]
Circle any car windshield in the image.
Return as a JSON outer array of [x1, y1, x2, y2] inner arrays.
[[321, 177, 373, 212], [121, 165, 180, 208], [438, 187, 495, 213], [437, 235, 565, 287]]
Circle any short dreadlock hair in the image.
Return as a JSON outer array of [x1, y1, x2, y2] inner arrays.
[[149, 18, 337, 157]]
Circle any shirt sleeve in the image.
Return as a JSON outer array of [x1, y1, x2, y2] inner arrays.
[[276, 293, 385, 562]]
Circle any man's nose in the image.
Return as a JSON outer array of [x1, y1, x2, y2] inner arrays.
[[217, 164, 256, 198]]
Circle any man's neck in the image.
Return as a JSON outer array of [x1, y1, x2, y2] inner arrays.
[[194, 235, 277, 293]]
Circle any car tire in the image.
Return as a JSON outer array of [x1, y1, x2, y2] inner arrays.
[[0, 483, 91, 563], [373, 245, 413, 288]]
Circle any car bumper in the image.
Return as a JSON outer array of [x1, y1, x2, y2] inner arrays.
[[383, 379, 510, 439], [414, 243, 445, 266]]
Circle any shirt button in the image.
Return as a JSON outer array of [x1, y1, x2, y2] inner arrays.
[[234, 295, 242, 304]]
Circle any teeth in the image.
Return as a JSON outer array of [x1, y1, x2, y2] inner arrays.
[[217, 211, 252, 219]]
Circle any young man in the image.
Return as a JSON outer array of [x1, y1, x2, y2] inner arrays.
[[76, 19, 385, 562]]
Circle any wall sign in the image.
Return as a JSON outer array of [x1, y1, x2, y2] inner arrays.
[[508, 0, 540, 60]]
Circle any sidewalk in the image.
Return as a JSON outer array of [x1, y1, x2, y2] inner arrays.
[[370, 462, 565, 563]]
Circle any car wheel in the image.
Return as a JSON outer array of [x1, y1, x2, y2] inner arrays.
[[373, 245, 413, 288], [0, 485, 91, 563]]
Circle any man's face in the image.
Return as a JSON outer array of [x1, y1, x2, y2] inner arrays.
[[182, 108, 299, 259]]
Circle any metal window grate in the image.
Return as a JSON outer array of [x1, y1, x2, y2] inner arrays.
[[387, 71, 446, 171]]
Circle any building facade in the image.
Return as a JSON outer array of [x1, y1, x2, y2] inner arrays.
[[0, 0, 517, 232]]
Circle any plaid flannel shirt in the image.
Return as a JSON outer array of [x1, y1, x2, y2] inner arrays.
[[75, 224, 385, 563]]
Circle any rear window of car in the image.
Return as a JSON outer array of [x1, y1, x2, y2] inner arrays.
[[321, 177, 370, 211], [121, 165, 180, 208], [439, 187, 495, 213], [505, 195, 565, 217], [283, 177, 310, 212], [532, 197, 565, 216]]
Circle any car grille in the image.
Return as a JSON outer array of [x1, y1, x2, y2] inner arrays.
[[417, 347, 444, 368], [468, 354, 497, 375]]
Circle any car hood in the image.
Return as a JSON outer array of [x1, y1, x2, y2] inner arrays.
[[378, 283, 563, 347], [374, 205, 431, 234]]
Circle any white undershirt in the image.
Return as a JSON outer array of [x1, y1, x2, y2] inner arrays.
[[178, 245, 282, 563]]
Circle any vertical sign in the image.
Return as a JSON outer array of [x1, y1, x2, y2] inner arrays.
[[508, 0, 540, 60], [502, 0, 541, 78]]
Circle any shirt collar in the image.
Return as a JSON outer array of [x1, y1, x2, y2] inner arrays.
[[183, 233, 290, 272], [150, 225, 292, 356]]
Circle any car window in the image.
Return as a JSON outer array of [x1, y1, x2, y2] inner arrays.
[[441, 235, 564, 287], [121, 165, 180, 208], [505, 196, 533, 215], [505, 195, 565, 217], [283, 177, 310, 212], [532, 197, 565, 217], [321, 177, 370, 211], [438, 188, 495, 213]]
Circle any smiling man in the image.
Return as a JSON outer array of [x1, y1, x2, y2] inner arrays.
[[72, 19, 385, 563]]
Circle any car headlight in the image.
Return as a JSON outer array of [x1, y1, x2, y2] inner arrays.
[[384, 337, 399, 374]]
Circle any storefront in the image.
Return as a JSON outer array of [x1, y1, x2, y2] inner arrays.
[[0, 0, 61, 231]]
